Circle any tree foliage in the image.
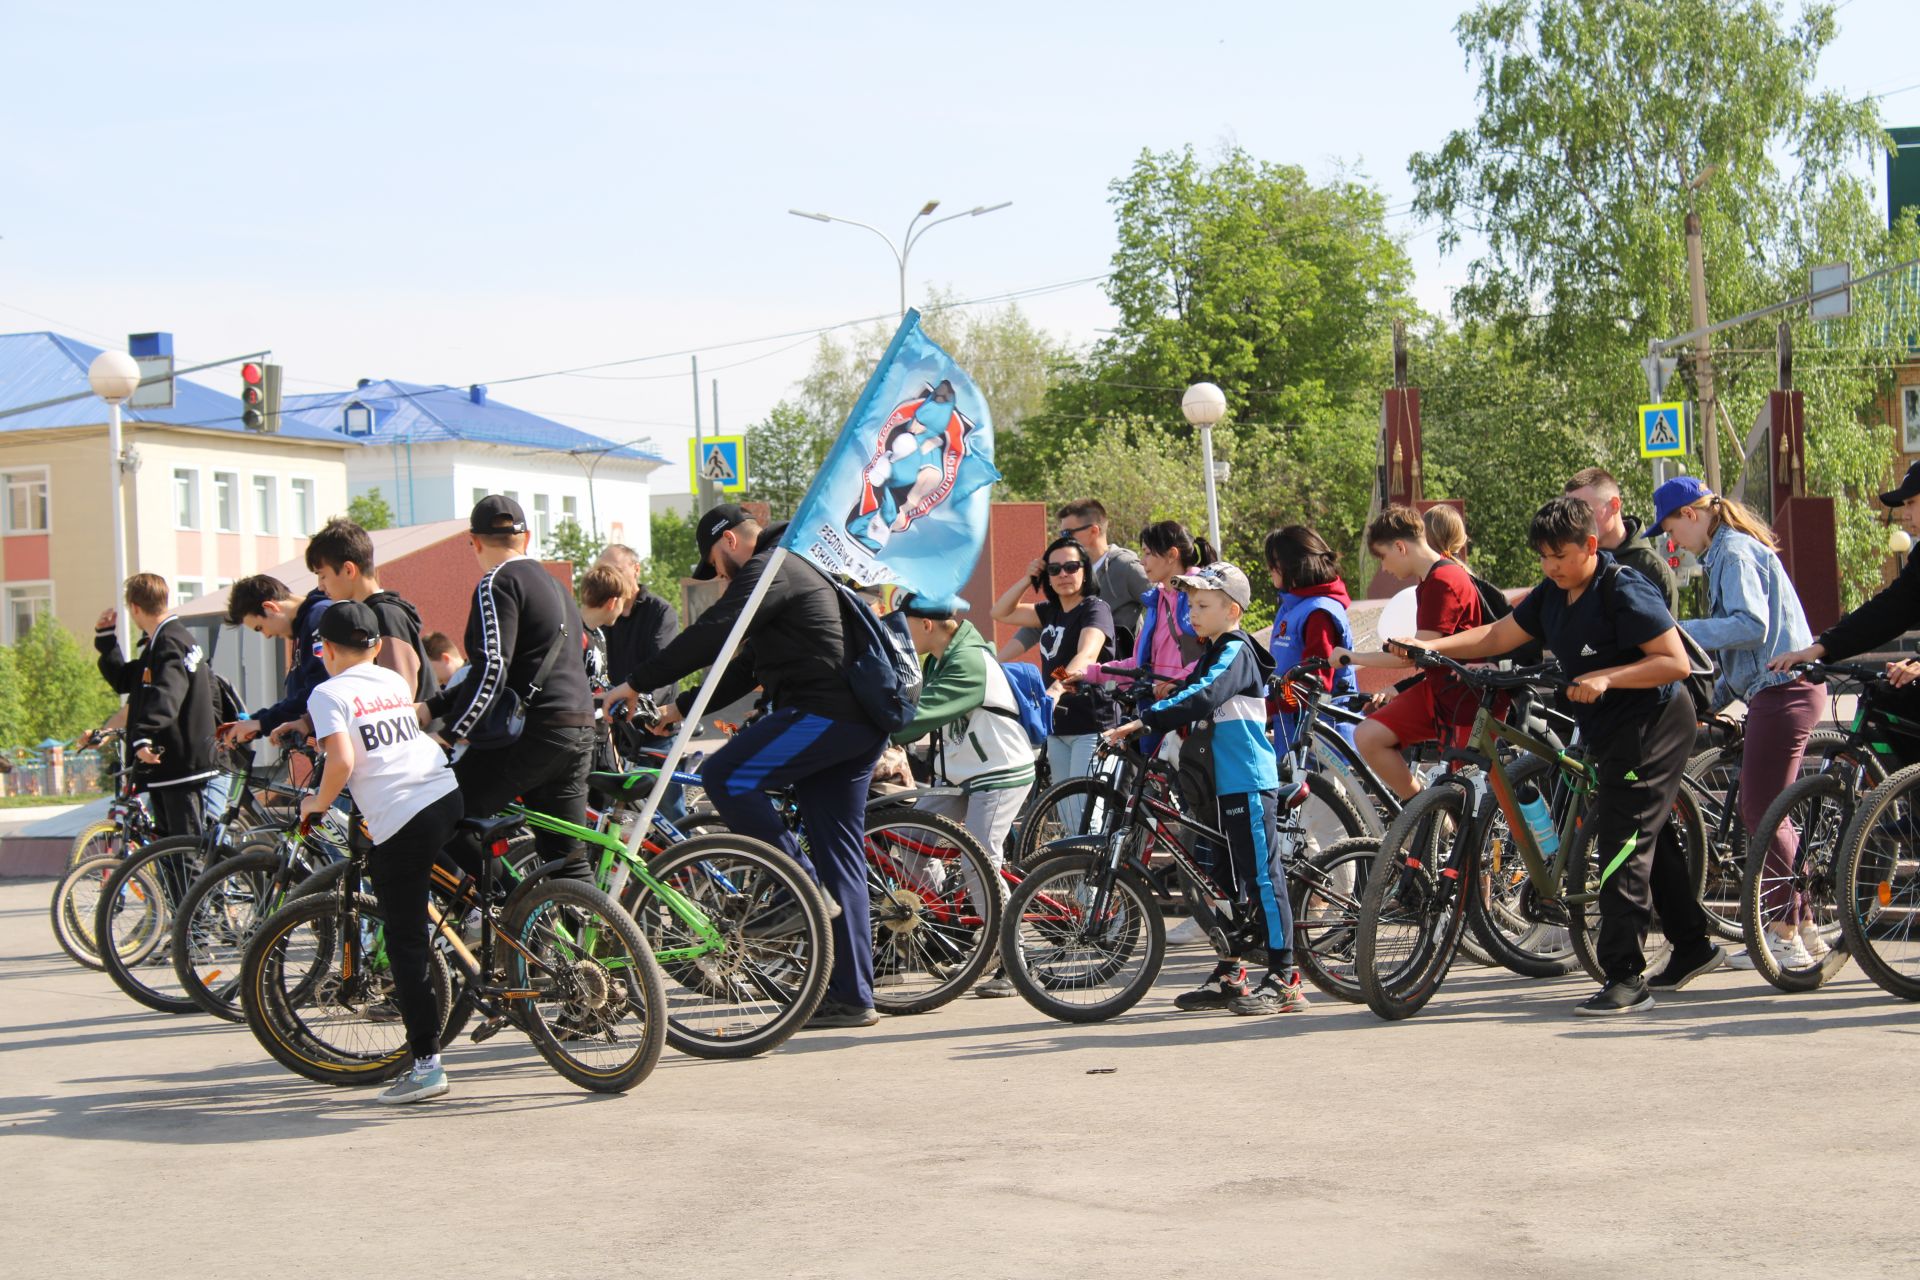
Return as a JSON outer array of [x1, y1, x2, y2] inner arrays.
[[10, 616, 118, 746], [643, 509, 699, 606], [0, 644, 23, 751], [743, 400, 832, 520], [543, 516, 605, 577], [1410, 0, 1918, 604], [347, 487, 394, 531]]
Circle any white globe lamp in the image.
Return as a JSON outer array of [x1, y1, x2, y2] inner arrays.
[[88, 350, 142, 402]]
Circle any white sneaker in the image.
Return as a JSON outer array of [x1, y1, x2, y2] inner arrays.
[[1768, 930, 1815, 970], [1797, 922, 1832, 960], [1723, 948, 1757, 970], [1165, 917, 1208, 946]]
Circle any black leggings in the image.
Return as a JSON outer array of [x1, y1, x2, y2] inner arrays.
[[366, 790, 464, 1061]]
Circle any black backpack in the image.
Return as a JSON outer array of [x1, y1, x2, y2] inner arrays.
[[1598, 561, 1717, 719], [1439, 559, 1544, 666]]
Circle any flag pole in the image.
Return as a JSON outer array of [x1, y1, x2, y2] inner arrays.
[[620, 545, 789, 857]]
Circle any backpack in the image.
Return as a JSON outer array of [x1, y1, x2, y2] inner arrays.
[[1442, 558, 1544, 666], [825, 577, 923, 733], [994, 661, 1053, 747], [1598, 561, 1717, 719]]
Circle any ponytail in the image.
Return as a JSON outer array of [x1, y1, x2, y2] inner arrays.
[[1191, 536, 1217, 566], [1139, 520, 1209, 570], [1702, 495, 1778, 552]]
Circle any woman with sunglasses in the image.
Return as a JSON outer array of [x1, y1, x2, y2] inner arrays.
[[994, 535, 1118, 825]]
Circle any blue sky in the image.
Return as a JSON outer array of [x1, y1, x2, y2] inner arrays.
[[3, 1, 1915, 493]]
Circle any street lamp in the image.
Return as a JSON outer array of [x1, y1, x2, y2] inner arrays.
[[789, 199, 1013, 318], [89, 350, 140, 650], [1182, 382, 1228, 551]]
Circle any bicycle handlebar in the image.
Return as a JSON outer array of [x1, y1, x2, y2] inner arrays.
[[1343, 643, 1566, 691], [1795, 660, 1886, 685]]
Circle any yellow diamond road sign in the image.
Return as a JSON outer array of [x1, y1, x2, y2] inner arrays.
[[1638, 402, 1686, 459], [689, 435, 746, 494]]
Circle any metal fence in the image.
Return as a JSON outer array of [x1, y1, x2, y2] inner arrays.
[[0, 747, 110, 799]]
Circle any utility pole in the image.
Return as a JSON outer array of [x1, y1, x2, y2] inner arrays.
[[1685, 209, 1720, 490], [691, 355, 711, 512]]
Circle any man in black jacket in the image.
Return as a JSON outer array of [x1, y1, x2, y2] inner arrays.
[[95, 573, 220, 837], [418, 496, 596, 879], [615, 504, 888, 1028], [218, 575, 331, 748]]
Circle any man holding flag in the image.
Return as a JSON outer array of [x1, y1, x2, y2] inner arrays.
[[611, 310, 1000, 1031]]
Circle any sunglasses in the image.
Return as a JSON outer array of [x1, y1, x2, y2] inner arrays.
[[1046, 562, 1087, 576], [1058, 523, 1096, 537]]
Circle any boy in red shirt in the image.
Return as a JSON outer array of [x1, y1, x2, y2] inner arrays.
[[1334, 505, 1483, 799]]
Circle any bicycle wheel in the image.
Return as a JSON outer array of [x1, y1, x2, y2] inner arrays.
[[1836, 762, 1920, 999], [624, 833, 833, 1058], [1355, 784, 1474, 1020], [1000, 842, 1164, 1023], [96, 836, 220, 1014], [1565, 786, 1711, 985], [503, 878, 667, 1094], [1012, 776, 1129, 866], [243, 890, 449, 1086], [172, 843, 314, 1022], [50, 852, 132, 970], [1466, 758, 1578, 978], [864, 805, 1002, 1014], [1740, 774, 1853, 992], [1292, 836, 1375, 1003], [67, 819, 126, 871]]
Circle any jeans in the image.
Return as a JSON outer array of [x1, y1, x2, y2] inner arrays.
[[1044, 733, 1101, 829]]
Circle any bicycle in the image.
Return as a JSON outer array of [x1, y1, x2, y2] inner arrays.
[[244, 811, 668, 1093]]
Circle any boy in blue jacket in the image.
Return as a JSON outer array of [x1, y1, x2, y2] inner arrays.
[[1106, 562, 1306, 1016]]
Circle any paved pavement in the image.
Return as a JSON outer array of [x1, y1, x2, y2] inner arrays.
[[3, 875, 1916, 1278]]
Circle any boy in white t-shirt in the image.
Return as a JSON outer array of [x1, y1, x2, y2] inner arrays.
[[301, 600, 463, 1105]]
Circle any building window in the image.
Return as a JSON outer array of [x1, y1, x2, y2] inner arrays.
[[174, 468, 201, 529], [177, 579, 204, 602], [3, 581, 52, 643], [562, 495, 578, 524], [213, 472, 239, 532], [533, 494, 551, 544], [290, 478, 315, 536], [471, 487, 487, 510], [252, 476, 278, 535], [2, 468, 50, 534]]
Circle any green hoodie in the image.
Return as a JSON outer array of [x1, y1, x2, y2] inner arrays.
[[891, 620, 1037, 792]]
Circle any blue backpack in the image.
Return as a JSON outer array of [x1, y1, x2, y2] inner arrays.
[[825, 577, 924, 733], [995, 661, 1054, 748]]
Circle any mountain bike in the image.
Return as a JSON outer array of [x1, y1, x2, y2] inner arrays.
[[244, 813, 667, 1093]]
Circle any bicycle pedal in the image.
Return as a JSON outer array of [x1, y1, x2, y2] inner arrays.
[[470, 1015, 508, 1044], [1205, 927, 1233, 956]]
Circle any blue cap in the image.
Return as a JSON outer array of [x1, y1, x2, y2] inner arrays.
[[1653, 475, 1713, 528]]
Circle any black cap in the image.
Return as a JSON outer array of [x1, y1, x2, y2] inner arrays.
[[1882, 459, 1920, 508], [693, 503, 751, 580], [470, 494, 528, 535], [316, 600, 380, 650]]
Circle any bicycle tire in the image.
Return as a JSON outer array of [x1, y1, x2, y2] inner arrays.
[[1465, 757, 1579, 979], [49, 852, 130, 970], [1564, 785, 1713, 986], [1013, 776, 1130, 867], [1292, 837, 1376, 1003], [95, 836, 222, 1014], [503, 877, 667, 1093], [172, 845, 315, 1022], [1355, 784, 1474, 1021], [67, 819, 126, 871], [624, 833, 833, 1058], [1835, 761, 1920, 999], [864, 804, 1003, 1014], [1000, 842, 1165, 1023], [1302, 770, 1369, 850], [1740, 773, 1853, 992], [243, 890, 450, 1086]]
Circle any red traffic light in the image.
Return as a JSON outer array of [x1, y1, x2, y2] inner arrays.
[[241, 362, 263, 385], [1668, 556, 1682, 569]]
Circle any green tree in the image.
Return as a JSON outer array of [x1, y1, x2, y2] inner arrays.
[[644, 509, 699, 605], [347, 487, 394, 531], [0, 644, 24, 750], [744, 400, 832, 519], [543, 516, 605, 577], [1410, 0, 1919, 605], [12, 616, 118, 745]]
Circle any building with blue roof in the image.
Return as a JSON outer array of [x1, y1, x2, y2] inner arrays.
[[280, 379, 664, 559], [0, 331, 351, 645]]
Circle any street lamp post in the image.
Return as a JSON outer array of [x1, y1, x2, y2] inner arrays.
[[789, 200, 1013, 318], [1182, 382, 1228, 552], [88, 351, 141, 651]]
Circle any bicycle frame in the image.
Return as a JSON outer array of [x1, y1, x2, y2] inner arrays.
[[1450, 699, 1598, 909]]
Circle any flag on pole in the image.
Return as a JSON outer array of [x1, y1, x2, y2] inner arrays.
[[781, 310, 998, 603]]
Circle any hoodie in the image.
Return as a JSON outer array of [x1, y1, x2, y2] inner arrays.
[[253, 588, 332, 733], [891, 621, 1037, 792], [364, 589, 439, 700], [1616, 514, 1679, 617], [1141, 627, 1278, 794]]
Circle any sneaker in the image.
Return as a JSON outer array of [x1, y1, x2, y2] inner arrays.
[[804, 999, 879, 1029], [1797, 922, 1832, 960], [1573, 977, 1654, 1017], [1228, 971, 1309, 1016], [365, 996, 405, 1023], [1173, 961, 1250, 1011], [1647, 943, 1724, 990], [974, 969, 1016, 998], [377, 1061, 449, 1105], [1165, 916, 1209, 946], [1767, 929, 1815, 970], [1723, 948, 1757, 971]]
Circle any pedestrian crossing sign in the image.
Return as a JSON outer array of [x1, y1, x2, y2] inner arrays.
[[689, 435, 746, 494], [1638, 402, 1687, 459]]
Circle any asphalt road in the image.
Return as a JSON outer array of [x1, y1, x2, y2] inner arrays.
[[3, 875, 1916, 1278]]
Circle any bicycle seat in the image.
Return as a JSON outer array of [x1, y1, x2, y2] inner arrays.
[[459, 814, 524, 846]]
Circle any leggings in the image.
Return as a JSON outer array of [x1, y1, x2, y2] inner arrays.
[[1743, 679, 1829, 925]]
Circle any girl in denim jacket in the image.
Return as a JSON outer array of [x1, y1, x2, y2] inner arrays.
[[1655, 476, 1827, 973]]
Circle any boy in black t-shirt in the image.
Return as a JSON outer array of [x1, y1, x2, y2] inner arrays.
[[1383, 496, 1721, 1016]]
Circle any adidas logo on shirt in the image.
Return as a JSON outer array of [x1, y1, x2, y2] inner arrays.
[[1579, 643, 1598, 656]]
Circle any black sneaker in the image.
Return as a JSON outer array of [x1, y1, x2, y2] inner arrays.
[[1573, 977, 1654, 1017], [1647, 943, 1724, 991], [1228, 971, 1309, 1016], [1172, 961, 1250, 1011], [805, 999, 879, 1029]]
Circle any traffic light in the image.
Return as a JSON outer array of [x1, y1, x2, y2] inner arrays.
[[240, 361, 283, 432]]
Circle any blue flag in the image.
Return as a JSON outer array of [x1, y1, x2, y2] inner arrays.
[[781, 310, 999, 602]]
